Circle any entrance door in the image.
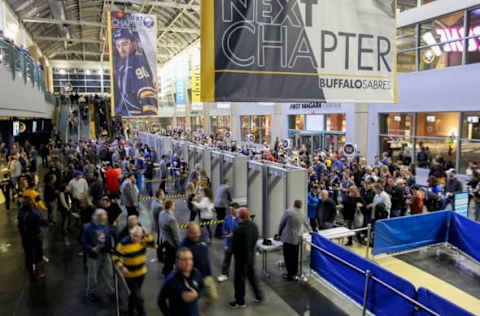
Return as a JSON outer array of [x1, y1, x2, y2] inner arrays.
[[324, 133, 346, 153]]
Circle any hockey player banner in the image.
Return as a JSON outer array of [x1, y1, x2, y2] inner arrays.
[[108, 11, 158, 116], [201, 0, 397, 103]]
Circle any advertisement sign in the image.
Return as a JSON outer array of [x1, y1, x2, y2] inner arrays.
[[454, 193, 469, 217], [191, 64, 201, 103], [175, 78, 186, 106], [201, 0, 397, 103], [107, 11, 158, 116]]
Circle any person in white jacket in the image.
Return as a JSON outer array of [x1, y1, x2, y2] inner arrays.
[[192, 187, 215, 244]]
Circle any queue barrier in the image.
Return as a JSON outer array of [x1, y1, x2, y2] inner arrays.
[[416, 287, 475, 316], [448, 211, 480, 263], [370, 211, 478, 316], [373, 211, 480, 263], [310, 233, 420, 316], [373, 211, 450, 256]]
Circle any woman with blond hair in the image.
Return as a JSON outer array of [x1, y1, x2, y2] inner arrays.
[[341, 185, 364, 246]]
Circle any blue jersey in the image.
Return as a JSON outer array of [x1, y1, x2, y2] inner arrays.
[[114, 52, 157, 116]]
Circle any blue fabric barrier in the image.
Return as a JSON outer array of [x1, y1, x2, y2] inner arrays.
[[373, 211, 451, 256], [416, 287, 474, 316], [448, 212, 480, 263], [311, 234, 417, 316]]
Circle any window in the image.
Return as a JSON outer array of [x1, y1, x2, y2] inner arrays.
[[326, 114, 346, 132], [379, 113, 414, 137], [211, 116, 230, 136], [288, 115, 304, 130], [460, 141, 480, 173], [467, 8, 480, 64], [240, 115, 271, 144], [380, 136, 414, 162], [397, 0, 418, 13], [416, 112, 459, 137], [419, 11, 464, 71]]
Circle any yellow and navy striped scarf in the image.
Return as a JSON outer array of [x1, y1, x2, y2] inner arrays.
[[112, 234, 156, 279]]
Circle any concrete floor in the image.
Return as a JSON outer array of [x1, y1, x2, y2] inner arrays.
[[0, 195, 346, 316]]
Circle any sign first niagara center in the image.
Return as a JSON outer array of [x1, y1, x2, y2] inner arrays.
[[201, 0, 397, 103]]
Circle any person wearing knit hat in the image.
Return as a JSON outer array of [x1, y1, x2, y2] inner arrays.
[[230, 207, 263, 309]]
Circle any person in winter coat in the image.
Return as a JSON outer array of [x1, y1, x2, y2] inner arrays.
[[307, 186, 320, 231], [192, 187, 215, 244]]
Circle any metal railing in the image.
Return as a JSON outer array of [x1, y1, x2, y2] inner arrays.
[[300, 233, 440, 316], [109, 253, 131, 316], [0, 38, 55, 106]]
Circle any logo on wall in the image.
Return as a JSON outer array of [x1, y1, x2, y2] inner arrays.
[[343, 143, 356, 157]]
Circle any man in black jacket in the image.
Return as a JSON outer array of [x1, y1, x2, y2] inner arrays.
[[230, 208, 263, 309], [317, 190, 337, 229]]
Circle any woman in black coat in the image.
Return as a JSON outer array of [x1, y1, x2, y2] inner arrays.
[[342, 186, 364, 246]]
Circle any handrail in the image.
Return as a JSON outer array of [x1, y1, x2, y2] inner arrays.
[[303, 237, 440, 316], [109, 253, 131, 316]]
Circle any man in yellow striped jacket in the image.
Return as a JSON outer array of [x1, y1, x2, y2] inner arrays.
[[113, 225, 155, 316]]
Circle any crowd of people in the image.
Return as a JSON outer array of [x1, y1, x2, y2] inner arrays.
[[5, 129, 480, 316], [6, 134, 270, 316]]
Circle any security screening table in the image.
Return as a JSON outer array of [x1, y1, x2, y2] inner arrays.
[[256, 238, 283, 279]]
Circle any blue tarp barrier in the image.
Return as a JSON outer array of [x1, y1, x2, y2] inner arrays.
[[416, 287, 474, 316], [448, 212, 480, 263], [373, 211, 451, 256], [311, 234, 417, 316]]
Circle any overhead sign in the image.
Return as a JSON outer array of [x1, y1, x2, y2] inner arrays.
[[343, 143, 356, 157], [107, 11, 158, 116], [454, 193, 468, 217], [201, 0, 397, 103], [175, 78, 186, 106], [191, 64, 201, 103]]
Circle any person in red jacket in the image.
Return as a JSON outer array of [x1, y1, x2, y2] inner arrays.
[[105, 163, 122, 197]]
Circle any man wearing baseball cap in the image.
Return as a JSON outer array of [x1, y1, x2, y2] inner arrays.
[[230, 208, 263, 309]]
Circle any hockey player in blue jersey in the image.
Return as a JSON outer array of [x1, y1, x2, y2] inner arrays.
[[113, 29, 158, 116]]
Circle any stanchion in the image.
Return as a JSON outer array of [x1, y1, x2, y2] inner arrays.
[[362, 270, 371, 316], [365, 224, 372, 259], [299, 237, 304, 280]]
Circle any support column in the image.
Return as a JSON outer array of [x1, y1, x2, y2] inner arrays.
[[271, 103, 285, 146], [203, 103, 210, 135], [346, 103, 369, 159], [230, 103, 240, 142]]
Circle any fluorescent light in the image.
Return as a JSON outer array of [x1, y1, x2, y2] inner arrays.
[[394, 116, 401, 122], [86, 70, 91, 75], [59, 69, 66, 75]]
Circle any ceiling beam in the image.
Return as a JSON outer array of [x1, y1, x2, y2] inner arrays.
[[113, 0, 200, 11], [37, 36, 103, 44], [50, 50, 107, 58], [149, 1, 200, 11], [157, 0, 195, 42], [22, 17, 104, 28], [157, 27, 199, 34]]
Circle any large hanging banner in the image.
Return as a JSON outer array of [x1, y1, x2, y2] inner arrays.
[[107, 11, 158, 116], [201, 0, 397, 103]]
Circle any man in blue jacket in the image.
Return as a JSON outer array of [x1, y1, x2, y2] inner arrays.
[[158, 247, 204, 316], [307, 186, 321, 231], [217, 203, 239, 282], [81, 208, 114, 302]]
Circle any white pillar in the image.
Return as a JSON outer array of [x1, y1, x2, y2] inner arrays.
[[271, 103, 286, 146], [230, 103, 239, 142], [346, 103, 369, 158]]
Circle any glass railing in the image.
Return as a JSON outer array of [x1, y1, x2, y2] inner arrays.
[[0, 37, 55, 106]]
